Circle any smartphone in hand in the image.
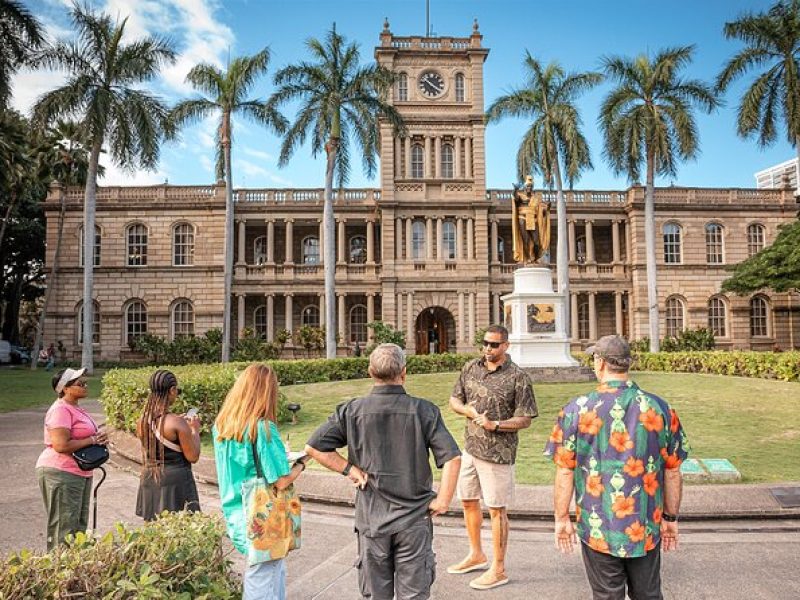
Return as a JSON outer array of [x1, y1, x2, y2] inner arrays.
[[185, 407, 199, 418]]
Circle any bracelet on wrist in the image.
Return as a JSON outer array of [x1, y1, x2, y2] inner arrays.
[[494, 421, 501, 432], [342, 462, 353, 476], [662, 512, 678, 522]]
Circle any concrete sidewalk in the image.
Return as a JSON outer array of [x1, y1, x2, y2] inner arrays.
[[107, 418, 800, 521]]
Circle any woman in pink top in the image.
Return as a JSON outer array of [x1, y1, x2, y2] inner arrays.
[[35, 367, 107, 550]]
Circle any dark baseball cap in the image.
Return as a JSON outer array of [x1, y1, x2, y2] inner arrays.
[[586, 335, 632, 364]]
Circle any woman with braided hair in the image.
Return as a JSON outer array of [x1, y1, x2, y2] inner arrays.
[[135, 369, 201, 521]]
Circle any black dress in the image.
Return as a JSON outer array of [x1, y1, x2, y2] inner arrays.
[[135, 430, 200, 521]]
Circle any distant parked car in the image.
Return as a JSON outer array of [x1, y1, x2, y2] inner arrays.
[[10, 345, 30, 364], [0, 341, 10, 364]]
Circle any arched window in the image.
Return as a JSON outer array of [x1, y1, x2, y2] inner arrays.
[[442, 220, 456, 260], [665, 296, 685, 338], [125, 300, 148, 345], [79, 225, 101, 267], [750, 296, 770, 337], [412, 220, 426, 259], [497, 236, 505, 263], [127, 223, 148, 266], [173, 223, 194, 266], [441, 143, 454, 178], [707, 296, 727, 338], [663, 223, 682, 264], [254, 305, 267, 338], [349, 235, 367, 264], [747, 223, 765, 257], [577, 299, 590, 340], [455, 73, 465, 102], [705, 223, 724, 264], [302, 236, 320, 264], [301, 305, 320, 328], [350, 304, 367, 343], [411, 144, 424, 178], [254, 235, 267, 265], [397, 72, 408, 101], [171, 300, 194, 339], [77, 301, 100, 345]]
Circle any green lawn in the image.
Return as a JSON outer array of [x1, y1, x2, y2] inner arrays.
[[271, 371, 800, 485], [0, 367, 105, 412]]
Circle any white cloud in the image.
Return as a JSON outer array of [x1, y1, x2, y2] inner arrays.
[[98, 161, 168, 186], [242, 147, 274, 162], [238, 159, 268, 178]]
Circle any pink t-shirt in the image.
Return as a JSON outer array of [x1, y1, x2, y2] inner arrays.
[[35, 399, 98, 478]]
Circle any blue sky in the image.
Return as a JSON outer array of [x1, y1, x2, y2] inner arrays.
[[14, 0, 793, 189]]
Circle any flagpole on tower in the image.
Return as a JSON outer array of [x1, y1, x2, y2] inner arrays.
[[426, 0, 430, 36]]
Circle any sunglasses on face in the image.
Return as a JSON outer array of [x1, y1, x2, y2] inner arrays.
[[70, 381, 88, 388], [482, 340, 504, 349]]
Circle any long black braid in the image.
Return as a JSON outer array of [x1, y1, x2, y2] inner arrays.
[[138, 370, 178, 482]]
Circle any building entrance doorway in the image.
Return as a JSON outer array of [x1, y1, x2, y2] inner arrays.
[[415, 307, 456, 354]]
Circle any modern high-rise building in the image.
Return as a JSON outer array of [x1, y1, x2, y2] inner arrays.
[[43, 22, 800, 361], [755, 158, 799, 190]]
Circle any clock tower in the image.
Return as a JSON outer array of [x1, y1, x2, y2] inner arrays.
[[375, 20, 492, 353]]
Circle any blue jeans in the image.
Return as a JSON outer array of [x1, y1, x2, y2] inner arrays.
[[243, 559, 286, 600]]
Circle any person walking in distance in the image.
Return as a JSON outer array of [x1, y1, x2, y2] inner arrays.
[[305, 343, 461, 600], [447, 324, 537, 590], [544, 335, 689, 600]]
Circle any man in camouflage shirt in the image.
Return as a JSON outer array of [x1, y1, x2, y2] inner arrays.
[[447, 324, 537, 590]]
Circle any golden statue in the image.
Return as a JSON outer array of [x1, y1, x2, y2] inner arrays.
[[511, 175, 551, 264]]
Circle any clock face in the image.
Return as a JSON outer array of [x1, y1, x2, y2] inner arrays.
[[418, 71, 445, 98]]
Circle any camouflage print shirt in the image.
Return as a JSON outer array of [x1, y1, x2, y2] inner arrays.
[[452, 357, 538, 464]]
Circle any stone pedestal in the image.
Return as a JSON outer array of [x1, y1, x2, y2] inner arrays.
[[501, 267, 592, 381]]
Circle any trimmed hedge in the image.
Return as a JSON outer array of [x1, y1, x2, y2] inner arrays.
[[633, 350, 800, 382], [0, 512, 238, 599], [101, 354, 478, 434]]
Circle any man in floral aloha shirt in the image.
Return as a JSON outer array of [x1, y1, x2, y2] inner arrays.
[[544, 335, 689, 600]]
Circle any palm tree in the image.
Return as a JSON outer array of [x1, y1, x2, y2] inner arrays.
[[31, 120, 101, 370], [486, 53, 601, 336], [0, 0, 43, 106], [271, 25, 404, 358], [170, 48, 287, 363], [599, 46, 718, 351], [32, 3, 176, 373], [716, 0, 800, 166], [0, 108, 32, 248]]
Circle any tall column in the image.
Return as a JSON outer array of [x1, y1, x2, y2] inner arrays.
[[615, 291, 624, 335], [455, 137, 462, 178], [285, 294, 293, 333], [406, 292, 414, 349], [434, 136, 442, 179], [424, 136, 432, 179], [395, 217, 403, 259], [338, 293, 346, 343], [318, 219, 325, 265], [571, 293, 579, 340], [266, 294, 274, 341], [405, 218, 413, 260], [456, 218, 464, 260], [404, 136, 411, 178], [366, 293, 375, 338], [237, 294, 245, 337], [467, 218, 475, 260], [458, 292, 465, 342], [425, 218, 433, 260], [237, 220, 246, 265], [468, 292, 476, 343], [491, 219, 499, 263], [568, 220, 576, 262], [394, 137, 402, 176], [266, 219, 275, 264], [588, 292, 597, 341], [493, 293, 501, 324], [436, 218, 443, 260], [319, 293, 325, 328], [285, 219, 294, 264], [586, 220, 595, 263], [337, 219, 346, 264], [366, 220, 375, 264], [465, 137, 472, 179], [612, 220, 621, 263]]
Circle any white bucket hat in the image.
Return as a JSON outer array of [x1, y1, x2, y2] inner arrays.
[[55, 367, 87, 394]]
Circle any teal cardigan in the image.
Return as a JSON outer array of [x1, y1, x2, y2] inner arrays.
[[213, 419, 290, 555]]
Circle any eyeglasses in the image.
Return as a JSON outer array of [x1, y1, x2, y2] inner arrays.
[[482, 340, 504, 349], [176, 387, 183, 396], [70, 381, 88, 388]]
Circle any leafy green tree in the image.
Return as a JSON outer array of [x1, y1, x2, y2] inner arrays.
[[599, 47, 718, 351], [716, 0, 800, 164], [271, 25, 404, 359], [723, 219, 800, 294], [486, 54, 601, 334], [0, 0, 43, 106], [0, 108, 31, 248], [366, 320, 405, 351], [170, 48, 286, 363], [32, 3, 176, 373]]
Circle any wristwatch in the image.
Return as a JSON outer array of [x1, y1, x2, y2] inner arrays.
[[662, 512, 678, 522], [494, 421, 501, 432], [342, 462, 353, 476]]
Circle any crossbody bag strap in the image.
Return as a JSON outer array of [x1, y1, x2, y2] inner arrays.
[[251, 422, 265, 481], [151, 418, 182, 453]]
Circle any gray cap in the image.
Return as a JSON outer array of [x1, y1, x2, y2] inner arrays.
[[586, 335, 632, 365]]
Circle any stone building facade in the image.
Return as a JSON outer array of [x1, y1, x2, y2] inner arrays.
[[43, 23, 800, 361]]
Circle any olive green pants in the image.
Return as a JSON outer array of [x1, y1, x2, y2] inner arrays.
[[36, 467, 92, 551]]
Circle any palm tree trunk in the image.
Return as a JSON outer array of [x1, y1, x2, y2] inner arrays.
[[551, 154, 570, 339], [323, 136, 338, 359], [81, 140, 102, 373], [221, 112, 234, 363], [644, 151, 660, 353], [795, 135, 800, 195], [32, 187, 67, 370], [0, 190, 18, 250]]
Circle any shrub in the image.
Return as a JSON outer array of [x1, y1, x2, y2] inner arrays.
[[232, 328, 281, 362], [131, 329, 222, 364], [366, 321, 405, 352], [630, 327, 715, 353], [633, 350, 800, 382], [0, 512, 239, 599]]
